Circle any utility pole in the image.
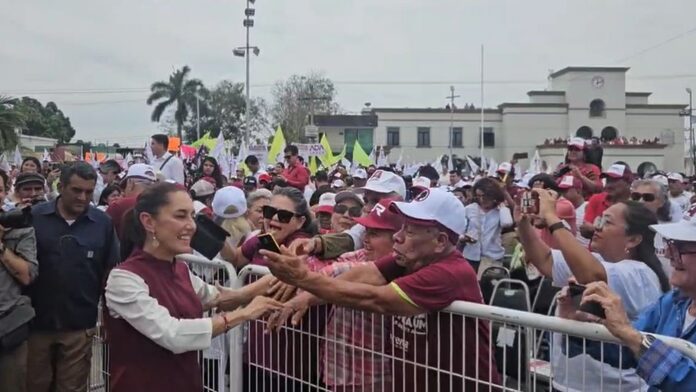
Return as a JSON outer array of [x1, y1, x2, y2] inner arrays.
[[233, 0, 259, 146], [299, 83, 331, 143], [196, 94, 200, 140], [446, 85, 460, 160], [688, 88, 695, 174]]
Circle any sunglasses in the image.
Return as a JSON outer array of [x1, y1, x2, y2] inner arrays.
[[262, 205, 299, 224], [333, 204, 362, 218], [630, 192, 656, 202], [666, 240, 696, 266]]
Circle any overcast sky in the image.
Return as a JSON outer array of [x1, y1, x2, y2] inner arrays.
[[2, 0, 696, 146]]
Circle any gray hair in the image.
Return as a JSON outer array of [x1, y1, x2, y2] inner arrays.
[[247, 188, 272, 208], [631, 179, 671, 222]]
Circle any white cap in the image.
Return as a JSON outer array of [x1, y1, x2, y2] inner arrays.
[[335, 190, 364, 206], [390, 188, 467, 236], [652, 174, 669, 186], [123, 163, 157, 182], [497, 162, 512, 174], [315, 192, 336, 214], [353, 168, 368, 179], [331, 179, 346, 188], [357, 169, 407, 198], [568, 137, 586, 149], [412, 176, 430, 189], [190, 179, 215, 198], [212, 186, 247, 219], [651, 220, 696, 242], [668, 172, 685, 182], [604, 163, 628, 179], [516, 172, 536, 189]]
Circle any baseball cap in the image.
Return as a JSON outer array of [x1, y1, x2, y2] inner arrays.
[[568, 137, 586, 150], [14, 172, 46, 188], [190, 179, 215, 198], [411, 176, 430, 190], [212, 186, 247, 219], [335, 190, 365, 206], [651, 219, 696, 242], [354, 198, 404, 232], [515, 172, 536, 190], [353, 168, 368, 180], [357, 169, 407, 198], [243, 176, 258, 188], [390, 188, 467, 237], [667, 172, 685, 182], [99, 159, 122, 174], [557, 175, 583, 190], [331, 179, 346, 189], [122, 164, 157, 183], [651, 174, 669, 186], [601, 163, 633, 181], [315, 192, 336, 214], [258, 173, 272, 184], [497, 162, 512, 174]]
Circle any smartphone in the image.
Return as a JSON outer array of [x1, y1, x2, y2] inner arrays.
[[257, 233, 281, 253], [568, 282, 606, 319], [512, 152, 529, 160], [521, 191, 540, 215]]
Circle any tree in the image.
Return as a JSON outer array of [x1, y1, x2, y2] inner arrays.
[[147, 65, 204, 142], [270, 72, 340, 142], [183, 80, 270, 145], [12, 97, 75, 143], [0, 96, 24, 152]]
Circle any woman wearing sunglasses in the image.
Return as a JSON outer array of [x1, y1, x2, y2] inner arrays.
[[330, 191, 364, 233], [516, 189, 670, 392], [557, 218, 696, 391]]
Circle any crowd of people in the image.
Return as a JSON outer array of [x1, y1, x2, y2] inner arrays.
[[0, 133, 695, 391]]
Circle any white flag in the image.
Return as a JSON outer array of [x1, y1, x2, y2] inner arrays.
[[480, 155, 488, 173], [0, 154, 9, 172], [144, 141, 154, 163], [13, 145, 22, 167], [396, 149, 403, 169], [210, 132, 226, 163], [377, 146, 388, 167], [487, 158, 498, 178], [466, 156, 480, 174], [528, 149, 542, 175], [42, 148, 52, 162]]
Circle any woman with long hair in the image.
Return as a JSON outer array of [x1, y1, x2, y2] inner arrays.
[[20, 157, 41, 173], [97, 184, 123, 211], [105, 182, 281, 391], [517, 190, 668, 391], [197, 156, 225, 189]]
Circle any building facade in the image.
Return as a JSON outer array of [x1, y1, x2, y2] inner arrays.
[[317, 66, 687, 173]]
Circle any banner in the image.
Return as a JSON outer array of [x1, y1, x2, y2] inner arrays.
[[247, 144, 268, 167], [295, 143, 325, 159]]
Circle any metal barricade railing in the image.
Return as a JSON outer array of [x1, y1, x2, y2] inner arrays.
[[234, 264, 696, 392]]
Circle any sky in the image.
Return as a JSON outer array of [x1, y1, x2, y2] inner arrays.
[[2, 0, 696, 146]]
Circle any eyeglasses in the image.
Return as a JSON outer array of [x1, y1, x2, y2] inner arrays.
[[666, 240, 696, 266], [630, 192, 656, 202], [363, 195, 380, 206], [262, 205, 299, 224], [333, 204, 362, 218]]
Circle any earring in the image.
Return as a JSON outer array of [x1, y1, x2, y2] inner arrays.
[[151, 231, 160, 248]]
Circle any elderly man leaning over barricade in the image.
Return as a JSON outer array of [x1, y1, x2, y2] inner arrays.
[[261, 188, 501, 392]]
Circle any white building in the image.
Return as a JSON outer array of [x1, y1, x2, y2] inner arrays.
[[18, 131, 58, 153], [317, 66, 687, 174]]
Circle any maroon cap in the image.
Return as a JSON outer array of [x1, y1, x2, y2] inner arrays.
[[353, 198, 404, 232]]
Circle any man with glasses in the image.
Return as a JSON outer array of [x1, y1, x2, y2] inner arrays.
[[289, 169, 406, 259], [26, 162, 119, 392], [262, 188, 500, 391], [279, 145, 309, 191], [93, 159, 123, 205]]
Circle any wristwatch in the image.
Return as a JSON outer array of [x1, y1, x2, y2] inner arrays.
[[638, 333, 657, 357], [548, 221, 567, 234]]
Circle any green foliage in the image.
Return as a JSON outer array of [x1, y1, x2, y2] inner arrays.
[[0, 96, 23, 151], [1, 97, 75, 147], [147, 65, 204, 142]]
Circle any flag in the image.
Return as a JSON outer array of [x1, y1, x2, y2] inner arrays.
[[432, 155, 444, 176], [236, 140, 249, 176], [191, 132, 217, 150], [396, 149, 403, 169], [319, 134, 335, 166], [529, 149, 542, 175], [268, 126, 286, 164], [144, 140, 154, 163], [480, 155, 488, 173], [309, 156, 318, 175], [341, 157, 351, 169], [0, 154, 9, 172], [124, 153, 133, 169], [210, 132, 225, 163], [13, 145, 22, 167], [368, 146, 376, 165], [333, 144, 347, 166], [377, 146, 388, 167], [352, 140, 372, 167], [466, 156, 479, 173], [487, 158, 498, 178], [42, 148, 52, 162]]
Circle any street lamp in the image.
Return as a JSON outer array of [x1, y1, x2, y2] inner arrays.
[[234, 0, 259, 146], [687, 88, 694, 174]]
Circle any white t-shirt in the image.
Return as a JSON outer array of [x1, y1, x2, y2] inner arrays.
[[574, 201, 589, 247], [550, 250, 662, 392], [151, 152, 185, 185], [670, 191, 693, 214], [684, 310, 696, 334]]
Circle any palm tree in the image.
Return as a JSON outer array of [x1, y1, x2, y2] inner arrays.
[[146, 66, 204, 142], [0, 96, 24, 152]]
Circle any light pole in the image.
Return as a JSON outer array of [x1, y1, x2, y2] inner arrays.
[[446, 85, 460, 162], [195, 93, 200, 140], [233, 0, 259, 146], [688, 88, 694, 174]]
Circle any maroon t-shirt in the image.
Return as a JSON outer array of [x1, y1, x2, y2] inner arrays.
[[376, 251, 501, 391], [105, 196, 137, 240]]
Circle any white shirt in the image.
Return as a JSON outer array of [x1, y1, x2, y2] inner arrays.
[[151, 152, 185, 185], [462, 203, 513, 261], [670, 191, 693, 214], [550, 250, 661, 392], [574, 201, 590, 247], [105, 268, 219, 354], [684, 311, 696, 334]]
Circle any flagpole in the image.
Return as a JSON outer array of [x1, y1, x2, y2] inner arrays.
[[479, 44, 484, 171]]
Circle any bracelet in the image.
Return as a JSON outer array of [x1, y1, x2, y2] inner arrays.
[[548, 221, 567, 234], [221, 313, 231, 330]]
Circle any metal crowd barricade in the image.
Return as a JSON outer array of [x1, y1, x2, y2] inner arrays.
[[234, 264, 696, 392], [88, 253, 239, 392]]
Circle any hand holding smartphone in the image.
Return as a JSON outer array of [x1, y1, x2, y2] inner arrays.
[[520, 191, 540, 215], [568, 282, 606, 319], [257, 233, 281, 253]]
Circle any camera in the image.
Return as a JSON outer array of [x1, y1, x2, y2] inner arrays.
[[0, 207, 33, 229], [520, 191, 540, 215]]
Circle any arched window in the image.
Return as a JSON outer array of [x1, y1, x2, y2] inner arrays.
[[589, 99, 605, 117], [601, 126, 618, 142], [575, 126, 593, 139]]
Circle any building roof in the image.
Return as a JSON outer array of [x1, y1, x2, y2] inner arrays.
[[313, 114, 378, 127], [549, 66, 630, 79], [498, 102, 569, 109], [370, 107, 501, 114], [527, 90, 565, 96], [626, 92, 652, 97], [626, 104, 687, 109]]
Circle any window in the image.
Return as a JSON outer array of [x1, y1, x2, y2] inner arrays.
[[451, 127, 463, 147], [479, 127, 494, 148], [589, 99, 605, 118], [575, 126, 593, 139], [344, 128, 374, 154], [417, 127, 430, 147], [600, 126, 618, 142], [386, 127, 400, 147]]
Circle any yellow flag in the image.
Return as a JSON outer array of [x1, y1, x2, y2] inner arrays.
[[320, 134, 335, 165], [268, 126, 287, 164], [334, 143, 346, 164], [191, 132, 217, 150], [352, 140, 373, 167], [309, 156, 318, 175]]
